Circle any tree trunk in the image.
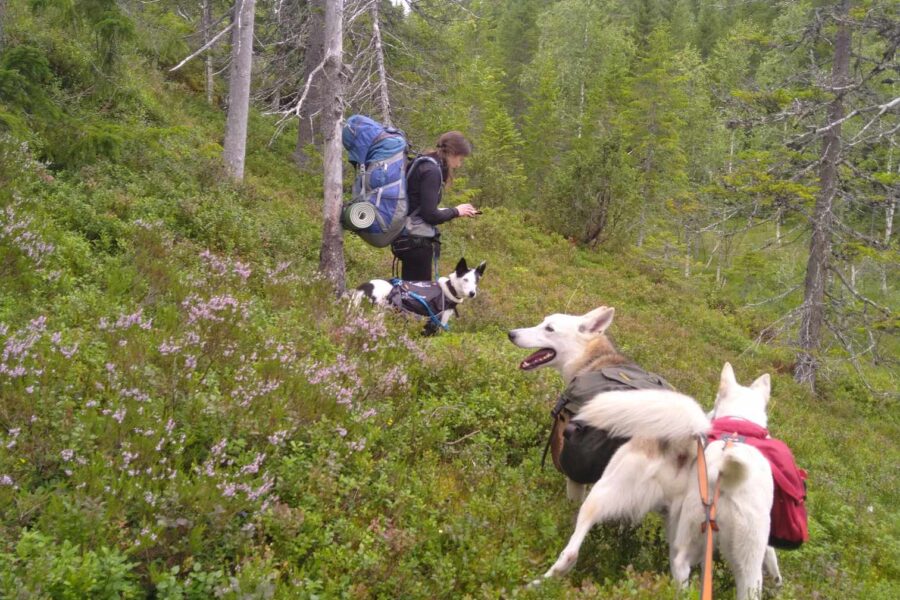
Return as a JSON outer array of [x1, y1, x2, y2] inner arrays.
[[371, 0, 392, 127], [0, 0, 6, 52], [294, 0, 326, 165], [222, 0, 256, 182], [794, 0, 851, 389], [883, 147, 895, 293], [318, 0, 345, 294], [202, 0, 214, 106], [884, 195, 896, 293]]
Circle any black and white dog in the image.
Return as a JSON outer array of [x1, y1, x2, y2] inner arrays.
[[354, 258, 486, 333]]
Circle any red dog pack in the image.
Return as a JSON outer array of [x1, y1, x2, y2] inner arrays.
[[708, 417, 809, 549]]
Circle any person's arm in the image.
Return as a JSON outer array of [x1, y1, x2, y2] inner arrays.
[[416, 167, 458, 225]]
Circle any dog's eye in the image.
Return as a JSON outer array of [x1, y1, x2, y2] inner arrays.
[[545, 325, 554, 332]]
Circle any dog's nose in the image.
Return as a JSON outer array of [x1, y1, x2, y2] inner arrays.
[[468, 291, 475, 298], [508, 330, 517, 341]]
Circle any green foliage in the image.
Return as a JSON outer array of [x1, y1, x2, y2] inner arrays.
[[0, 530, 141, 598]]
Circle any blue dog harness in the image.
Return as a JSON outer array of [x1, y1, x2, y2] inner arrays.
[[387, 278, 454, 331]]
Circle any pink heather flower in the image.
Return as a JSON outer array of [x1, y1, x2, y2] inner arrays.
[[0, 475, 13, 486], [335, 427, 348, 438], [267, 430, 288, 446], [233, 262, 251, 280], [222, 483, 236, 498], [184, 355, 197, 370], [211, 438, 227, 456], [240, 453, 266, 475], [157, 339, 181, 355], [28, 316, 47, 333], [360, 408, 377, 419], [112, 408, 127, 423], [61, 449, 74, 461]]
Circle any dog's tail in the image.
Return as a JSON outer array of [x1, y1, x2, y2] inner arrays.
[[575, 389, 710, 441], [705, 441, 760, 491]]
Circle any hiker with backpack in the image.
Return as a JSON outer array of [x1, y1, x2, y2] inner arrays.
[[390, 131, 479, 281], [341, 118, 479, 280]]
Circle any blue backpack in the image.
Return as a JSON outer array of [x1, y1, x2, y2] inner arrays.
[[341, 115, 421, 248]]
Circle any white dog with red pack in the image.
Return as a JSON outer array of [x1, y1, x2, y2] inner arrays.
[[535, 360, 782, 598]]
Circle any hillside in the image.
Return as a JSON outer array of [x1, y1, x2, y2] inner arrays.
[[1, 2, 898, 599]]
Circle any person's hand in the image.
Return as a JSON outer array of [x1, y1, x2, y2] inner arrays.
[[455, 203, 479, 217]]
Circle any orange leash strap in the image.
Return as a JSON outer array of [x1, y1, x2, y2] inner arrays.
[[696, 436, 730, 600], [696, 436, 719, 600]]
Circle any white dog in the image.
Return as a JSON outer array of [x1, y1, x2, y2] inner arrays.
[[354, 258, 486, 333], [539, 362, 781, 599]]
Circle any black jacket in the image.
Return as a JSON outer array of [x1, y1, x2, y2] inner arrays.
[[406, 155, 458, 226]]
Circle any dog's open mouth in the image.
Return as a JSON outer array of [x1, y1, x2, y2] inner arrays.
[[519, 349, 556, 370]]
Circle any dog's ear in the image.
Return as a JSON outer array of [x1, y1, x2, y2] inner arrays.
[[579, 306, 614, 335], [475, 261, 486, 277], [719, 362, 737, 394], [750, 373, 771, 398], [454, 258, 468, 277]]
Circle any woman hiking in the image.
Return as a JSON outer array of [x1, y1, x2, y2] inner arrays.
[[390, 131, 479, 281]]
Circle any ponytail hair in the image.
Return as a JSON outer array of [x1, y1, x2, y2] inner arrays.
[[433, 131, 472, 186]]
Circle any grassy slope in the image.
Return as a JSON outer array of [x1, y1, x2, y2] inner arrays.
[[1, 47, 898, 600]]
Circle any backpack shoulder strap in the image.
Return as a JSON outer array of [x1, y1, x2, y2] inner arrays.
[[408, 155, 440, 176]]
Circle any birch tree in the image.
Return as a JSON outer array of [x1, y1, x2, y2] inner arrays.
[[318, 0, 346, 293], [223, 0, 257, 181]]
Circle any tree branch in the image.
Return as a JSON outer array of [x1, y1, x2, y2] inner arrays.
[[169, 22, 234, 72]]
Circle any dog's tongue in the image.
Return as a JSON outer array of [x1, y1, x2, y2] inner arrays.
[[519, 349, 556, 370]]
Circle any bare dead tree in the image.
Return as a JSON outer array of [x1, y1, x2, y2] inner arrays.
[[294, 0, 326, 165], [319, 0, 346, 293], [0, 0, 7, 52], [794, 0, 852, 389], [370, 0, 393, 125], [223, 0, 257, 181], [714, 0, 898, 394], [202, 0, 215, 105]]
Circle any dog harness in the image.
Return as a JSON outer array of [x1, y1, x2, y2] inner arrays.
[[386, 278, 460, 331], [544, 365, 674, 484]]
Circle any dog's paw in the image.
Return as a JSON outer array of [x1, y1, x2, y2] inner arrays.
[[566, 480, 587, 502], [545, 549, 579, 578]]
